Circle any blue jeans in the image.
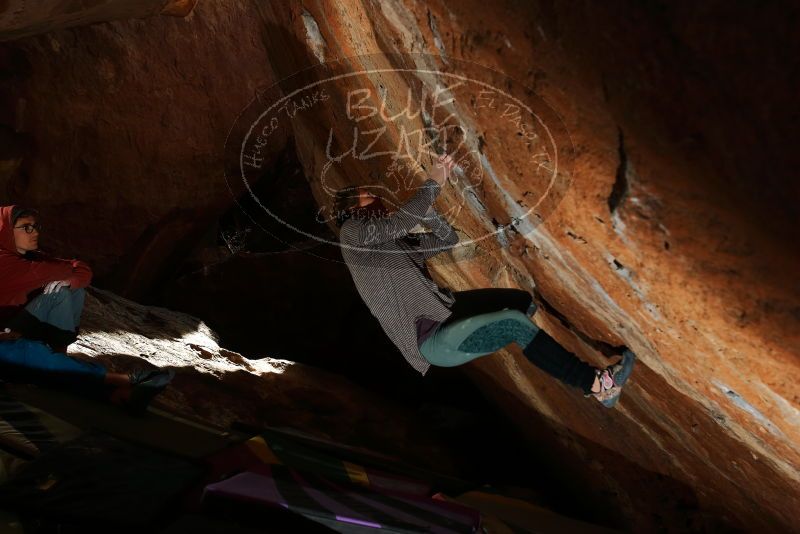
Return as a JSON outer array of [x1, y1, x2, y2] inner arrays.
[[25, 286, 85, 332], [0, 287, 105, 389], [0, 338, 106, 387]]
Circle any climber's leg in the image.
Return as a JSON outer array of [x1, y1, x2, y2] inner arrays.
[[421, 308, 598, 394], [420, 309, 540, 367], [448, 288, 536, 322], [521, 329, 597, 394]]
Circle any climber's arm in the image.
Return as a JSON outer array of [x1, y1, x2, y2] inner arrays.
[[341, 179, 442, 247], [416, 206, 459, 259], [340, 154, 454, 248]]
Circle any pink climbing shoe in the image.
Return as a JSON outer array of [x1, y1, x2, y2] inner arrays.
[[588, 349, 636, 408]]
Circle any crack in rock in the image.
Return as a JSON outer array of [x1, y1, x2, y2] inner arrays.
[[608, 127, 629, 214]]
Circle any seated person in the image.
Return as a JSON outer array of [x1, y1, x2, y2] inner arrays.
[[0, 206, 90, 352], [0, 204, 172, 412], [335, 154, 635, 407]]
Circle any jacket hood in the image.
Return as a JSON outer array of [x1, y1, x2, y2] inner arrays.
[[0, 205, 19, 254]]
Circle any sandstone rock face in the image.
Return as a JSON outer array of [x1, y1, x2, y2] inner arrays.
[[0, 0, 798, 531], [247, 2, 798, 531], [0, 1, 200, 42]]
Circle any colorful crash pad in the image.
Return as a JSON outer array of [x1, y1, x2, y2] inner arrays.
[[207, 431, 432, 497], [203, 466, 481, 533]]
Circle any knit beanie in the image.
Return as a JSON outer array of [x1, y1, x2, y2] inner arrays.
[[11, 206, 39, 225]]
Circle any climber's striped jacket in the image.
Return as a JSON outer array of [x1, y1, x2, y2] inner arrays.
[[339, 179, 459, 375]]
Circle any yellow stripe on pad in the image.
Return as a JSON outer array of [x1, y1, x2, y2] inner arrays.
[[245, 436, 281, 465], [343, 461, 370, 486]]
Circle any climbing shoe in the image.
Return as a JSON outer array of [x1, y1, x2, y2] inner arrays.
[[588, 349, 636, 408], [124, 368, 175, 415]]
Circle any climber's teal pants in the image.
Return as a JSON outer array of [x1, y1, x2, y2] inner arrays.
[[419, 308, 598, 393], [420, 309, 538, 367]]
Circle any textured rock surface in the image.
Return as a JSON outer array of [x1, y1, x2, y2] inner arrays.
[[0, 0, 196, 42], [251, 2, 799, 532], [0, 0, 798, 531]]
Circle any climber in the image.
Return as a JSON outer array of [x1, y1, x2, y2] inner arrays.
[[0, 204, 174, 413], [335, 154, 635, 407]]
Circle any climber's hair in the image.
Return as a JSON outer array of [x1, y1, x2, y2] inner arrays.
[[334, 186, 362, 227]]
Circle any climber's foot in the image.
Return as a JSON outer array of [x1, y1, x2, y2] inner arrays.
[[588, 349, 636, 408]]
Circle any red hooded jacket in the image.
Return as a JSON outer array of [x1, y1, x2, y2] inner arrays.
[[0, 205, 92, 325]]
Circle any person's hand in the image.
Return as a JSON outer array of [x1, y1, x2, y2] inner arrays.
[[43, 280, 70, 294], [430, 153, 456, 186]]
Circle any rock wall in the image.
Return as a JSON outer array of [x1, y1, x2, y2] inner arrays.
[[251, 2, 799, 532], [0, 0, 285, 300], [0, 0, 797, 531], [0, 0, 197, 42]]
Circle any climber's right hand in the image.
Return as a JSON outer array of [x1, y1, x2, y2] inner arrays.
[[430, 153, 456, 186]]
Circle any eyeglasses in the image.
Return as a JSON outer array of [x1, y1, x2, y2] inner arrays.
[[13, 223, 42, 234]]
